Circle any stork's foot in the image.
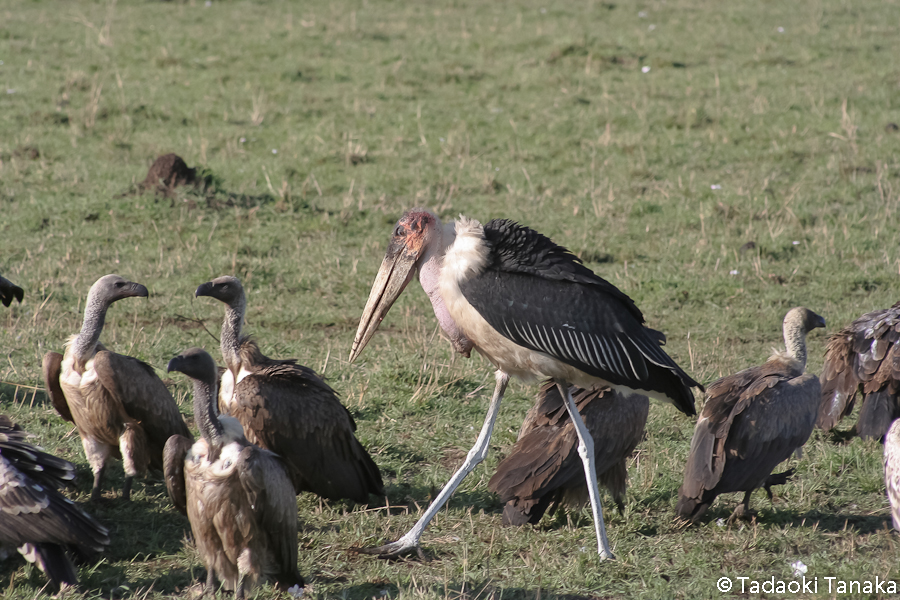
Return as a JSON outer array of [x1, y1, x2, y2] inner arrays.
[[352, 533, 426, 560], [763, 468, 795, 501]]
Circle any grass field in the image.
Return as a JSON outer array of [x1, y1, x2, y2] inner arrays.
[[2, 0, 900, 597]]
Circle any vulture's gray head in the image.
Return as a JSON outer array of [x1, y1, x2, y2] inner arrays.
[[784, 307, 826, 335], [88, 274, 149, 307], [167, 347, 218, 385], [195, 276, 244, 306], [0, 275, 24, 307]]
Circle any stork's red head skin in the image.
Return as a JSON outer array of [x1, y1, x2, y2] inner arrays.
[[394, 209, 439, 255]]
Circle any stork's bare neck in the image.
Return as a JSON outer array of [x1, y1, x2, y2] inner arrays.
[[221, 297, 246, 372], [417, 220, 474, 356]]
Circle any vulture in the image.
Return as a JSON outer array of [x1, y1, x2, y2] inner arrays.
[[0, 274, 23, 307], [489, 381, 649, 526], [676, 307, 825, 523], [884, 419, 900, 530], [195, 275, 383, 503], [818, 302, 900, 441], [0, 415, 110, 592], [351, 209, 701, 559], [163, 347, 303, 599], [42, 274, 192, 501]]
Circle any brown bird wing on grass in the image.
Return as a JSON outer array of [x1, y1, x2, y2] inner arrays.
[[228, 342, 384, 503], [489, 381, 648, 526], [677, 307, 824, 523], [42, 352, 73, 423], [90, 350, 193, 472], [0, 415, 110, 593], [819, 302, 900, 440]]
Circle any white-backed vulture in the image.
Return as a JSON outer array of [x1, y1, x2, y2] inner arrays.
[[0, 415, 110, 592], [818, 302, 900, 441], [489, 381, 649, 526], [195, 276, 383, 503], [884, 419, 900, 530], [163, 347, 303, 599], [0, 275, 23, 307], [676, 307, 825, 523], [42, 274, 192, 501]]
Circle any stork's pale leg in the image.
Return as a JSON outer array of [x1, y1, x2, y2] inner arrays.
[[358, 370, 510, 559], [557, 381, 615, 560]]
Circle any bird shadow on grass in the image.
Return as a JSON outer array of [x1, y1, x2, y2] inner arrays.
[[691, 502, 891, 534], [327, 578, 605, 600]]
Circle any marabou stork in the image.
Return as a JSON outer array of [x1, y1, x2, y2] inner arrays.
[[42, 274, 192, 501], [818, 302, 900, 441], [195, 276, 383, 503], [0, 415, 110, 592], [163, 348, 303, 599], [350, 209, 702, 559], [676, 307, 825, 523]]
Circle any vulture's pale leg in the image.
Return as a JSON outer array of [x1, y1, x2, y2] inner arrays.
[[359, 371, 510, 559], [556, 381, 614, 560], [83, 437, 111, 502], [204, 568, 216, 596], [119, 425, 148, 501]]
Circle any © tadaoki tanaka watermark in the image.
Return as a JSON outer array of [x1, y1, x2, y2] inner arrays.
[[716, 575, 898, 595]]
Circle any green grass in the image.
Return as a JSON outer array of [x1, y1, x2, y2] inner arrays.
[[2, 0, 900, 597]]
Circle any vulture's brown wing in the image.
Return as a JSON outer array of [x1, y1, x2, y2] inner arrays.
[[91, 351, 192, 469], [42, 352, 73, 423], [819, 303, 900, 431], [490, 383, 648, 507], [230, 362, 383, 502], [714, 373, 820, 494], [236, 446, 303, 590], [163, 435, 193, 515], [679, 364, 786, 501], [0, 422, 110, 553]]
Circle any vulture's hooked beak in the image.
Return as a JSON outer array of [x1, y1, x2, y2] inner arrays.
[[123, 282, 149, 300], [195, 281, 215, 298], [350, 235, 422, 362]]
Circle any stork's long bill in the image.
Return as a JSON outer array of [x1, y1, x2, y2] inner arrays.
[[350, 228, 425, 362]]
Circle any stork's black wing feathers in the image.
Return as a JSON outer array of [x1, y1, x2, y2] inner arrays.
[[483, 219, 644, 323], [460, 270, 699, 415]]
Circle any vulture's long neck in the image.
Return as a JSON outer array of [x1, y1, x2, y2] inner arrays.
[[193, 377, 224, 450], [72, 293, 110, 363], [418, 221, 474, 356], [783, 317, 809, 371], [220, 296, 246, 372]]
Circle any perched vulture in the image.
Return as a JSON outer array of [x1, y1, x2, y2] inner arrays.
[[163, 348, 303, 599], [0, 415, 110, 592], [884, 419, 900, 530], [489, 381, 649, 525], [676, 307, 825, 523], [0, 274, 23, 307], [818, 302, 900, 441], [195, 276, 383, 503], [42, 274, 192, 501]]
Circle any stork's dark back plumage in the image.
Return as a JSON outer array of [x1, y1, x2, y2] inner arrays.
[[0, 275, 23, 307], [489, 382, 648, 525], [0, 415, 110, 592], [461, 219, 701, 415], [819, 301, 900, 440]]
